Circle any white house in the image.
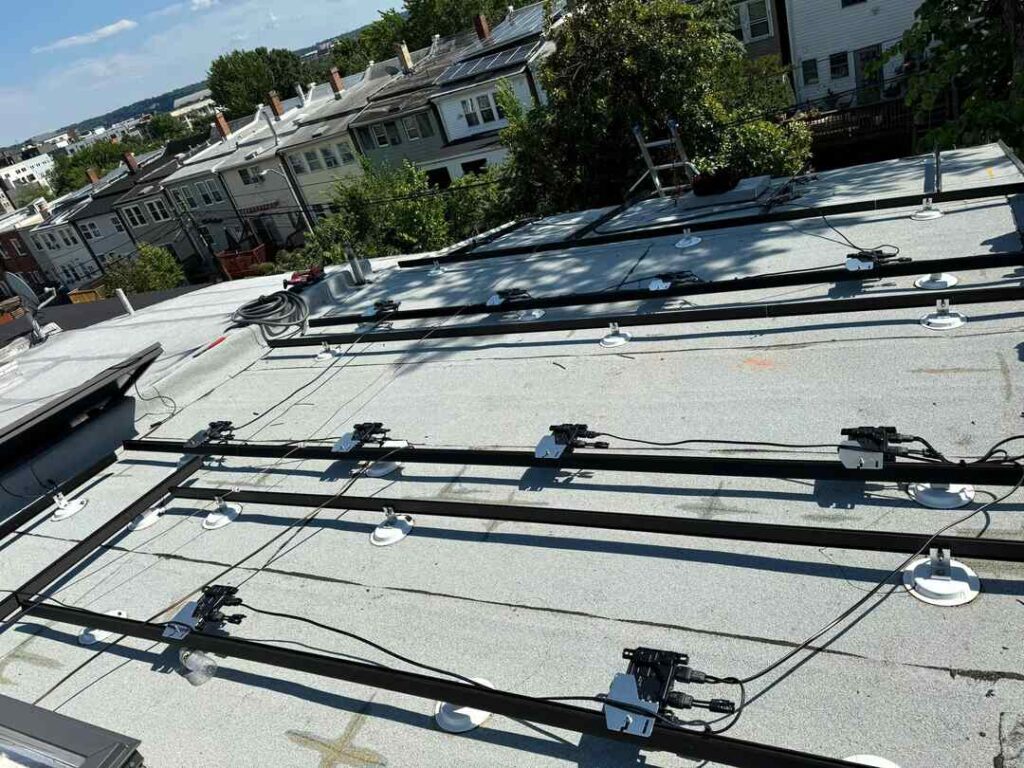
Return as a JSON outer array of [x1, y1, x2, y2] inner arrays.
[[0, 153, 55, 207], [24, 194, 103, 290], [785, 0, 922, 105]]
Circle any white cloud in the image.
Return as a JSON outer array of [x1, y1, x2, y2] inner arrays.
[[190, 0, 219, 10], [147, 4, 185, 19], [31, 19, 139, 54]]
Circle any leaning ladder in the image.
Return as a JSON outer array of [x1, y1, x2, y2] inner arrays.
[[632, 120, 696, 198]]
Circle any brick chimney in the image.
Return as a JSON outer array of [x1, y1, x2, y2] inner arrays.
[[122, 151, 139, 174], [85, 167, 101, 184], [268, 90, 285, 119], [395, 41, 414, 74], [213, 112, 232, 140], [473, 13, 491, 41], [328, 67, 346, 99]]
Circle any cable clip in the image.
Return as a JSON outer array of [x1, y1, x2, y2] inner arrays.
[[185, 421, 235, 448], [162, 584, 245, 640], [362, 299, 401, 318], [844, 250, 909, 272], [648, 271, 703, 292], [534, 424, 608, 459]]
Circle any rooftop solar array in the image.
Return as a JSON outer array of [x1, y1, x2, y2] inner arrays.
[[436, 42, 536, 86]]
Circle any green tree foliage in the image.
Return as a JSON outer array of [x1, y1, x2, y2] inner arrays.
[[48, 137, 155, 196], [208, 47, 309, 117], [892, 0, 1024, 152], [498, 0, 809, 214], [403, 0, 530, 49], [102, 243, 184, 294], [146, 112, 189, 142], [11, 183, 53, 208], [443, 165, 510, 242]]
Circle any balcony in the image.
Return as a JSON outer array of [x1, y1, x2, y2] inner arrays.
[[216, 243, 269, 280]]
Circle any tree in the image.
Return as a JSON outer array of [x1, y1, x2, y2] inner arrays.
[[403, 0, 529, 49], [103, 243, 184, 294], [147, 112, 188, 142], [498, 0, 809, 214], [207, 48, 309, 117], [48, 137, 156, 196], [892, 0, 1024, 152], [11, 183, 53, 208]]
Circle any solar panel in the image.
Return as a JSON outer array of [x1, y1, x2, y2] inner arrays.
[[437, 43, 535, 86]]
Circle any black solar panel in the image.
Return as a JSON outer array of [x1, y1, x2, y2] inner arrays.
[[437, 43, 535, 85]]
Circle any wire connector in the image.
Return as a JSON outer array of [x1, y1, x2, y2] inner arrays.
[[838, 426, 921, 469], [844, 250, 909, 272], [535, 424, 609, 459], [648, 271, 703, 291], [193, 585, 245, 632], [185, 421, 235, 448], [333, 422, 392, 453]]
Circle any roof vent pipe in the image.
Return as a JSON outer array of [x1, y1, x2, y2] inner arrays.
[[261, 107, 281, 146], [507, 5, 515, 22]]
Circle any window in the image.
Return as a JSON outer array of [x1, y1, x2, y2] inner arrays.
[[461, 159, 488, 176], [123, 205, 147, 227], [11, 238, 26, 256], [81, 221, 101, 240], [320, 147, 339, 169], [356, 126, 374, 150], [372, 124, 390, 147], [111, 216, 124, 232], [289, 155, 307, 175], [238, 167, 259, 186], [460, 98, 481, 127], [477, 94, 497, 123], [384, 122, 402, 146], [145, 199, 171, 222], [415, 113, 435, 139], [46, 233, 59, 250], [732, 0, 771, 43], [180, 185, 199, 208], [31, 235, 43, 251], [304, 151, 324, 172], [198, 226, 213, 246], [193, 183, 211, 206], [337, 142, 356, 164], [403, 116, 422, 141], [802, 59, 820, 86], [830, 52, 850, 79]]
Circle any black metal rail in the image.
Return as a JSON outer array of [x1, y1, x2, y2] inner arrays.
[[24, 601, 857, 768], [0, 457, 204, 625], [0, 453, 118, 548], [170, 486, 1024, 562], [276, 284, 1024, 347], [123, 439, 1024, 486], [397, 181, 1024, 268], [311, 250, 1024, 327]]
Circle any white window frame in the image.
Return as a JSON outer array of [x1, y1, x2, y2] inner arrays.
[[733, 0, 772, 44], [123, 205, 147, 228], [403, 116, 422, 141], [319, 147, 340, 169], [179, 185, 199, 208], [289, 154, 308, 175], [11, 237, 26, 256], [304, 150, 324, 172], [802, 58, 820, 86], [371, 124, 390, 147], [82, 221, 101, 240], [145, 199, 171, 223], [238, 167, 258, 186], [829, 51, 850, 80], [337, 142, 355, 164], [59, 229, 75, 247], [111, 216, 125, 233], [476, 94, 497, 124], [460, 98, 481, 128], [32, 235, 44, 251]]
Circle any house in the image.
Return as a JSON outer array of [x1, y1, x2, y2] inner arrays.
[[111, 146, 214, 280], [732, 0, 788, 61], [280, 64, 397, 218], [348, 34, 478, 187], [22, 191, 104, 290], [0, 206, 47, 289], [0, 153, 55, 207], [784, 0, 922, 106], [170, 88, 218, 131]]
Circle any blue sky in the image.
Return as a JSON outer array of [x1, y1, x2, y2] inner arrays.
[[0, 0, 402, 146]]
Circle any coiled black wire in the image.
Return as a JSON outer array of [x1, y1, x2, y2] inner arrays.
[[231, 291, 310, 339]]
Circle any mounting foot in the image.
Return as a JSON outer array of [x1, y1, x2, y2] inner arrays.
[[370, 507, 414, 546], [503, 309, 546, 321], [902, 548, 980, 606], [845, 756, 901, 768], [315, 342, 339, 362], [906, 483, 975, 509], [920, 299, 965, 330], [434, 678, 494, 732], [203, 497, 241, 530], [674, 229, 701, 249], [180, 648, 218, 687], [358, 461, 402, 479], [910, 197, 943, 221], [129, 503, 167, 531], [51, 493, 88, 521], [600, 323, 632, 348], [78, 609, 127, 646], [914, 272, 958, 290], [429, 260, 447, 276]]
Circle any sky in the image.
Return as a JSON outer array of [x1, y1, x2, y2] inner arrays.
[[0, 0, 403, 146]]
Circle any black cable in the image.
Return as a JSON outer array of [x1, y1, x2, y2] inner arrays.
[[597, 433, 838, 450], [230, 291, 310, 341]]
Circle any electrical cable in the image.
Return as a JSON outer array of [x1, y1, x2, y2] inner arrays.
[[597, 433, 839, 450], [230, 290, 310, 340]]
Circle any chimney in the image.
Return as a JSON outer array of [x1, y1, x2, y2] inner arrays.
[[328, 67, 345, 98], [395, 41, 414, 74], [473, 13, 491, 41], [214, 112, 232, 140], [85, 167, 101, 184], [268, 90, 285, 119], [122, 151, 139, 174]]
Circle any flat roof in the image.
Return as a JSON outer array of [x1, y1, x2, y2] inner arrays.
[[1, 144, 1023, 768]]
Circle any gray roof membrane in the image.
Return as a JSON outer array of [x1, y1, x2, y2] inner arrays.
[[0, 144, 1023, 768]]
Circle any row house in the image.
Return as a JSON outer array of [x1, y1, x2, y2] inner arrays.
[[0, 204, 48, 289], [22, 192, 103, 289]]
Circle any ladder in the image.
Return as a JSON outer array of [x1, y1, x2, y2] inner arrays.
[[632, 120, 696, 198]]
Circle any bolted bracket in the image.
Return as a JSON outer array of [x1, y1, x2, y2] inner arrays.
[[902, 547, 980, 606], [203, 495, 242, 530], [600, 322, 632, 348], [920, 298, 966, 330], [914, 272, 958, 290], [51, 492, 89, 521], [434, 678, 495, 733], [910, 197, 943, 221], [370, 506, 414, 546]]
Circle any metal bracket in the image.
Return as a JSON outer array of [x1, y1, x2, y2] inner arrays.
[[333, 422, 389, 453], [604, 673, 658, 737], [534, 424, 607, 459], [486, 288, 533, 307], [648, 271, 703, 292]]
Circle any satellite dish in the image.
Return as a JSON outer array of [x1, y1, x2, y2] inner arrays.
[[4, 272, 40, 312]]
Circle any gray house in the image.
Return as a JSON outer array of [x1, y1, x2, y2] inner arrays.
[[349, 32, 478, 187]]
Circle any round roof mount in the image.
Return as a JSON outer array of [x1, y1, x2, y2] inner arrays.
[[360, 461, 402, 479], [370, 514, 414, 546], [51, 496, 88, 522], [129, 503, 167, 531], [906, 483, 975, 510], [78, 609, 127, 646], [914, 273, 958, 290], [600, 323, 631, 348], [434, 678, 495, 733], [203, 501, 241, 530], [902, 554, 980, 606], [920, 309, 966, 331]]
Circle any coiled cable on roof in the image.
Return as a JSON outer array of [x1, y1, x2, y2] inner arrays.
[[231, 291, 309, 339]]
